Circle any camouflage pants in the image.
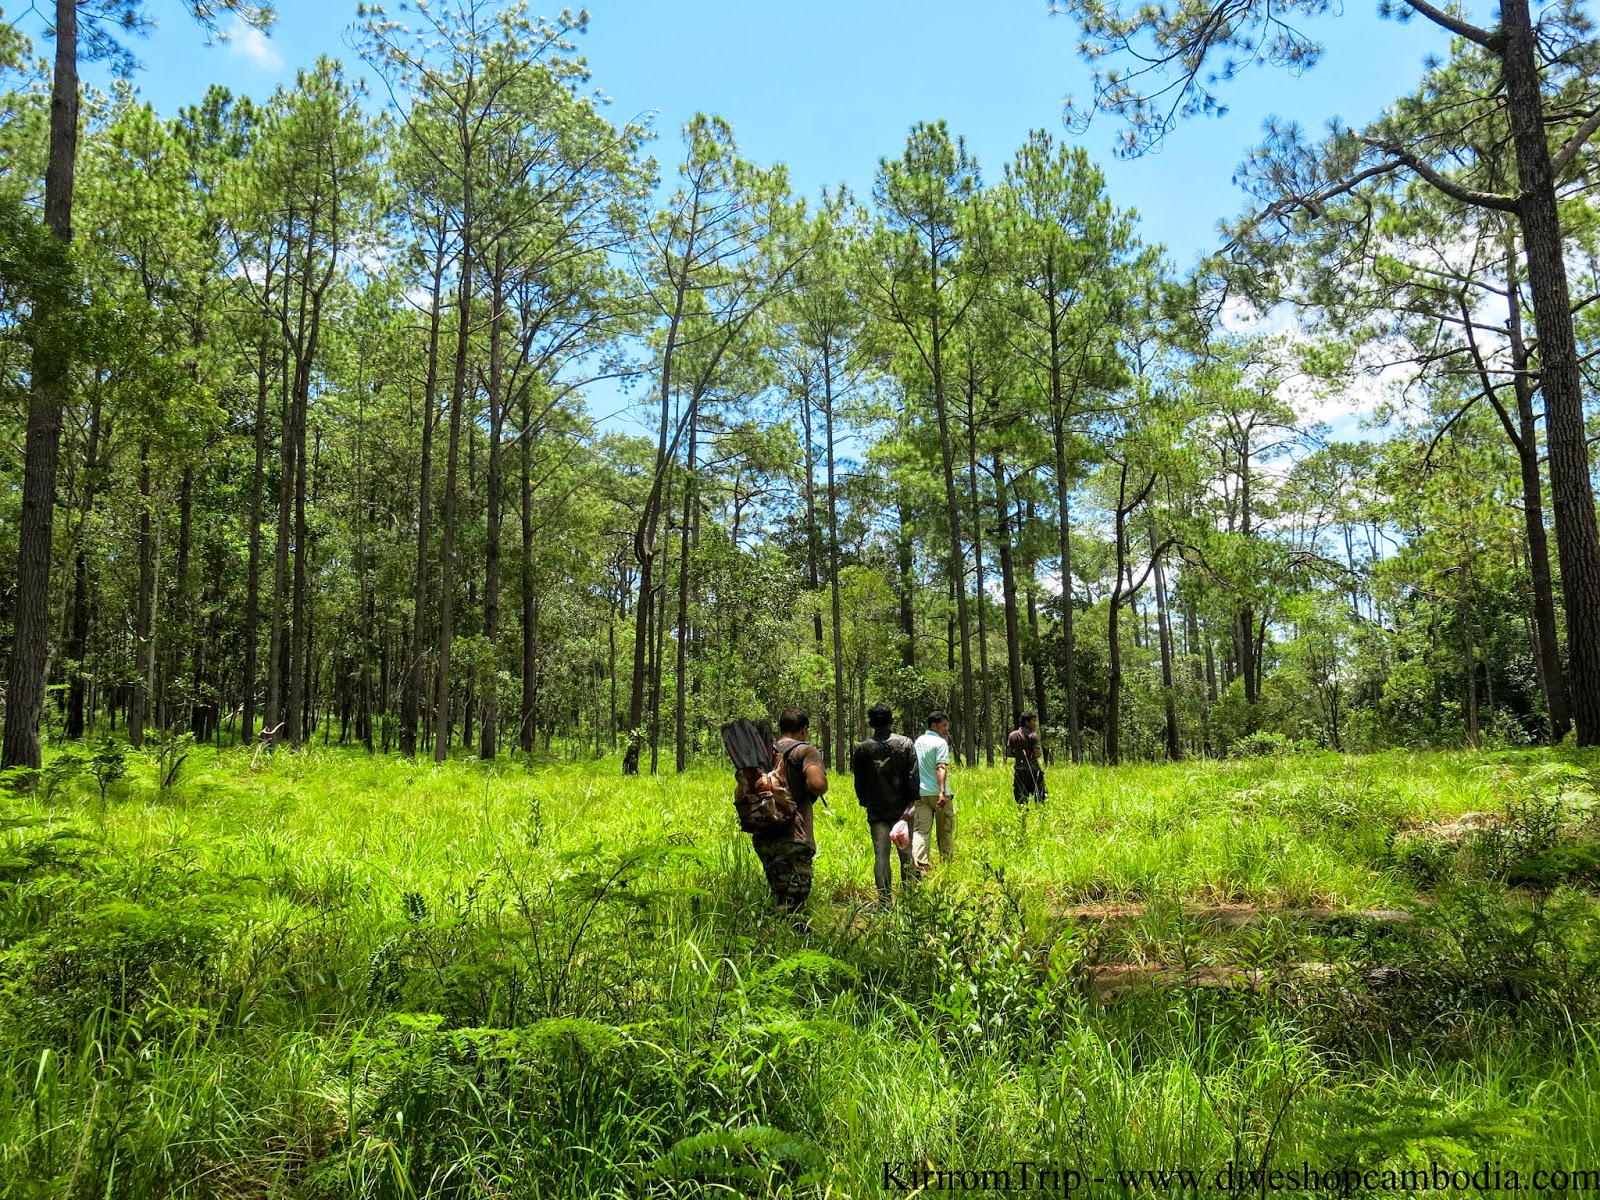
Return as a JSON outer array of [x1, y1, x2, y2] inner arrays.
[[753, 839, 814, 910]]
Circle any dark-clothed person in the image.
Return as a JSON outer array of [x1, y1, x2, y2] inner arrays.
[[754, 706, 827, 912], [850, 702, 918, 905], [1006, 710, 1046, 805]]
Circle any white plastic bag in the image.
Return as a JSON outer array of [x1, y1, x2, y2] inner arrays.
[[889, 819, 910, 848]]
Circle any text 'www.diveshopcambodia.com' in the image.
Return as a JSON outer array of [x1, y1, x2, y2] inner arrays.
[[879, 1161, 1600, 1195]]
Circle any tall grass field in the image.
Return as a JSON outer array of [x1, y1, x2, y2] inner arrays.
[[5, 745, 1600, 1196]]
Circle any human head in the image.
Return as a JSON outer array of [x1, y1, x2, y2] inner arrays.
[[868, 702, 893, 732], [927, 710, 950, 737], [778, 706, 810, 736], [1021, 710, 1037, 731]]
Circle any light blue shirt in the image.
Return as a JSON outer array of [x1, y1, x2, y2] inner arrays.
[[914, 730, 950, 797]]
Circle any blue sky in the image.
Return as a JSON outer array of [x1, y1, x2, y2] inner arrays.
[[69, 0, 1461, 268]]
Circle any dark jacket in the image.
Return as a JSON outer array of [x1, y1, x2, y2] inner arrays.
[[850, 731, 919, 823]]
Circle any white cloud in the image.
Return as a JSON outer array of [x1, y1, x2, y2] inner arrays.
[[225, 16, 283, 71]]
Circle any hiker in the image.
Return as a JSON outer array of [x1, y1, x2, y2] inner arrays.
[[912, 711, 955, 874], [752, 707, 828, 913], [1006, 710, 1047, 805], [849, 701, 918, 905]]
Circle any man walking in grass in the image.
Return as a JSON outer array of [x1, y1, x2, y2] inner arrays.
[[912, 712, 955, 875], [850, 702, 918, 905], [754, 707, 828, 915], [1006, 710, 1047, 806]]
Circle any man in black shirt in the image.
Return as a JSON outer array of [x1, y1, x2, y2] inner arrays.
[[850, 702, 918, 905], [1006, 710, 1046, 805]]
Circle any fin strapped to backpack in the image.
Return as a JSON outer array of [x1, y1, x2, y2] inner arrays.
[[721, 718, 800, 833]]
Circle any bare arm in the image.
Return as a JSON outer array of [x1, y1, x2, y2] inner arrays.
[[804, 753, 828, 797]]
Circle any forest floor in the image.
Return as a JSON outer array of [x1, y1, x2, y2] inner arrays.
[[4, 744, 1600, 1197]]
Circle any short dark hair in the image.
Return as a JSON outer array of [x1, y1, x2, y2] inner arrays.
[[927, 710, 949, 727], [1021, 710, 1038, 724], [868, 702, 893, 729], [778, 706, 810, 734]]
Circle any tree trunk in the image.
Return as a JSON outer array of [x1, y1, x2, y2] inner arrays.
[[824, 352, 848, 769], [1024, 497, 1048, 731], [65, 391, 102, 741], [402, 265, 444, 757], [931, 344, 977, 765], [1500, 0, 1600, 745], [480, 251, 506, 761], [129, 442, 154, 750], [897, 495, 916, 669], [264, 350, 292, 749], [1501, 242, 1571, 741], [242, 334, 270, 746], [674, 393, 699, 772], [1, 0, 77, 770], [649, 562, 668, 775], [520, 384, 537, 756], [172, 465, 194, 731], [1053, 422, 1083, 762], [1150, 517, 1181, 761], [286, 345, 310, 749], [994, 453, 1025, 732], [964, 383, 994, 765], [434, 206, 474, 763]]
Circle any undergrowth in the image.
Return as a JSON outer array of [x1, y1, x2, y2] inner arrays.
[[2, 745, 1599, 1196]]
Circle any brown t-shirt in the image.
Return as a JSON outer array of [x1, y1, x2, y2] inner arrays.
[[755, 738, 822, 849], [1007, 727, 1041, 771]]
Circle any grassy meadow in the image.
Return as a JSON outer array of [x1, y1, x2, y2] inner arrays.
[[5, 744, 1600, 1196]]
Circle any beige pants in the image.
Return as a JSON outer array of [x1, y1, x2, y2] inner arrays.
[[913, 794, 955, 873]]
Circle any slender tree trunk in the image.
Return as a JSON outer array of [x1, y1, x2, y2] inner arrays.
[[930, 334, 977, 765], [994, 453, 1025, 732], [171, 466, 193, 731], [799, 375, 829, 759], [649, 564, 668, 775], [1053, 424, 1083, 762], [480, 252, 506, 762], [264, 350, 292, 749], [1500, 0, 1600, 744], [897, 495, 916, 669], [1106, 586, 1124, 768], [1150, 516, 1181, 761], [64, 392, 102, 741], [129, 442, 154, 750], [402, 266, 444, 757], [434, 206, 474, 763], [286, 352, 310, 749], [1024, 497, 1048, 731], [964, 382, 993, 765], [520, 385, 537, 756], [824, 352, 848, 769], [674, 393, 699, 772], [242, 334, 269, 746], [1462, 571, 1480, 748]]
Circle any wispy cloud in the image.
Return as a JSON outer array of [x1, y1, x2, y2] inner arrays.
[[225, 15, 283, 71]]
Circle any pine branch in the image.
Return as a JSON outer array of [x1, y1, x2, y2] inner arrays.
[[1397, 0, 1501, 50], [1357, 135, 1520, 212]]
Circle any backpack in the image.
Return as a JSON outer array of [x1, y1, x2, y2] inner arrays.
[[855, 733, 912, 817], [721, 719, 803, 834]]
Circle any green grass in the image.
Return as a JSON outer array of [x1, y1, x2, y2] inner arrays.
[[4, 743, 1600, 1197]]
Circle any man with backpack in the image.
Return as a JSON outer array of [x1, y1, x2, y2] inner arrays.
[[753, 706, 828, 914], [849, 702, 919, 906]]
